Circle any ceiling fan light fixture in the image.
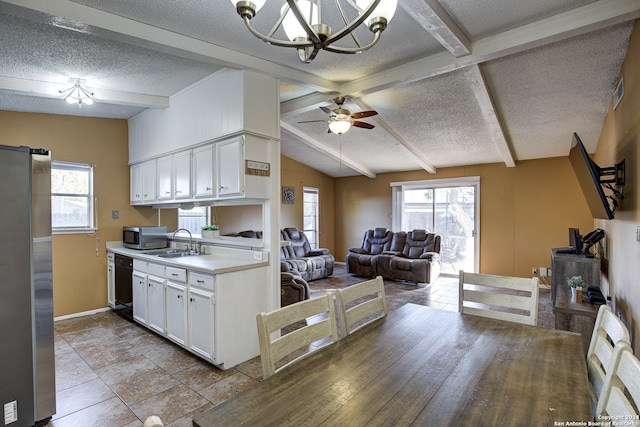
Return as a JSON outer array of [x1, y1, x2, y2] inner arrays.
[[231, 0, 397, 63], [329, 120, 351, 135]]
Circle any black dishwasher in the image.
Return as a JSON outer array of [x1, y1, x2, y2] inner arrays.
[[114, 253, 133, 320]]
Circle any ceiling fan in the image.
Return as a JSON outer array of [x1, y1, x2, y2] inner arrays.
[[298, 96, 378, 135]]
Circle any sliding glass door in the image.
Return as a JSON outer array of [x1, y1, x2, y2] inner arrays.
[[392, 178, 479, 275]]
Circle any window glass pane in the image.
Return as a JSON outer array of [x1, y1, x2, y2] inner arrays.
[[52, 196, 89, 227], [52, 167, 89, 194], [178, 207, 208, 235], [303, 188, 319, 249]]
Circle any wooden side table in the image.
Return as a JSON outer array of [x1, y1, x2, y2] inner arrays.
[[555, 284, 599, 354]]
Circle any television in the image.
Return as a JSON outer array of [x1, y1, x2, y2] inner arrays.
[[568, 133, 623, 220]]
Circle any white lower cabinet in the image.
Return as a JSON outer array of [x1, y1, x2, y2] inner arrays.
[[123, 255, 268, 369], [165, 282, 187, 346], [147, 275, 165, 334], [188, 286, 215, 360], [132, 270, 148, 324]]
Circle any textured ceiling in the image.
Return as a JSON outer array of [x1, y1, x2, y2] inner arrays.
[[0, 0, 638, 177]]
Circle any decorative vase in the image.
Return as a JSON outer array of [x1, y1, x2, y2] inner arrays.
[[570, 287, 577, 302], [202, 229, 219, 239]]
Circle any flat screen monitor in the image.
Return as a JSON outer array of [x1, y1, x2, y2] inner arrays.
[[568, 133, 614, 220]]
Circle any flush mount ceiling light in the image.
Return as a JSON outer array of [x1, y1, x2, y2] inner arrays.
[[59, 78, 94, 107], [230, 0, 397, 63]]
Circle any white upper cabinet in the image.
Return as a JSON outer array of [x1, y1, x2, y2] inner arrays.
[[174, 150, 192, 200], [193, 144, 215, 199], [156, 155, 173, 201], [130, 163, 142, 204], [142, 160, 157, 203], [128, 69, 278, 205], [216, 137, 243, 198]]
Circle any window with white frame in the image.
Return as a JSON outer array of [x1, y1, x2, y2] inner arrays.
[[178, 206, 210, 235], [303, 187, 319, 249], [51, 161, 95, 233]]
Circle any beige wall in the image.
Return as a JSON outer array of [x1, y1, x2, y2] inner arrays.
[[0, 111, 174, 317], [593, 20, 640, 353], [281, 155, 335, 251], [334, 158, 594, 277]]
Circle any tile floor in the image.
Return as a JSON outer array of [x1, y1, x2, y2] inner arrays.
[[48, 266, 554, 427]]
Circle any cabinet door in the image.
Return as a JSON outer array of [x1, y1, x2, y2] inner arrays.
[[133, 271, 148, 324], [142, 160, 157, 203], [147, 275, 165, 334], [107, 258, 115, 308], [216, 137, 244, 197], [166, 282, 187, 346], [188, 287, 215, 360], [174, 150, 192, 200], [130, 164, 143, 204], [193, 144, 215, 199], [157, 155, 173, 201]]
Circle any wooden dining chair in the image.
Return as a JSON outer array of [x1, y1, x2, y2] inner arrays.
[[458, 271, 539, 326], [595, 343, 640, 421], [335, 276, 388, 336], [586, 304, 631, 409], [256, 293, 338, 379]]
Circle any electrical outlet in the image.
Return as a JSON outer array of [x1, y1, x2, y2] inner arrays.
[[540, 267, 547, 277], [548, 269, 552, 277], [112, 210, 119, 219], [532, 267, 538, 276]]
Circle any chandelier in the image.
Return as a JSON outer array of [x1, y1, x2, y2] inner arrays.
[[59, 79, 94, 107], [230, 0, 398, 63]]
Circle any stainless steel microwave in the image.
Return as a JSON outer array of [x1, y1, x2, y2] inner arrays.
[[122, 226, 167, 250]]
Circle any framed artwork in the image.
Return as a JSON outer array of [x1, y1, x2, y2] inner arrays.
[[282, 186, 295, 204]]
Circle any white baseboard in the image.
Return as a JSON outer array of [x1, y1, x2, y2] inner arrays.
[[54, 307, 111, 322]]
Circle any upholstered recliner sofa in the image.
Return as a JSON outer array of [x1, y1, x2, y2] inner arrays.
[[347, 228, 442, 284], [280, 272, 310, 307], [280, 227, 335, 281]]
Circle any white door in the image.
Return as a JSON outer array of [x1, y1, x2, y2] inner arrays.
[[193, 144, 215, 198], [216, 137, 243, 197], [166, 282, 187, 346], [132, 271, 148, 324], [174, 150, 192, 200], [147, 275, 165, 334], [188, 287, 215, 360], [157, 155, 173, 201]]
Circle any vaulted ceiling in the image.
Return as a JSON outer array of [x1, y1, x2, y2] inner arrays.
[[1, 0, 638, 177]]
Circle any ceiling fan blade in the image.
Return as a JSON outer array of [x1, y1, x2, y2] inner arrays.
[[352, 121, 375, 129], [298, 120, 329, 123], [320, 106, 333, 115], [350, 110, 378, 119]]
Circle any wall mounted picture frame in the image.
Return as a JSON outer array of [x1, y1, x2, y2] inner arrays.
[[282, 186, 295, 204]]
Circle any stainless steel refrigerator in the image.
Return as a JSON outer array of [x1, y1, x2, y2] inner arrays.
[[0, 145, 56, 427]]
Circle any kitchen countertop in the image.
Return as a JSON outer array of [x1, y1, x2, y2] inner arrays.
[[106, 242, 269, 275]]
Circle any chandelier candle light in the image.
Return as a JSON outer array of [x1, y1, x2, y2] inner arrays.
[[59, 78, 94, 107], [230, 0, 398, 63]]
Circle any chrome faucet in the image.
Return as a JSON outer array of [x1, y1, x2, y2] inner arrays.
[[172, 228, 194, 252]]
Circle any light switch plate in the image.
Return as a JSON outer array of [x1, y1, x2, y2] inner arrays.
[[112, 210, 119, 219]]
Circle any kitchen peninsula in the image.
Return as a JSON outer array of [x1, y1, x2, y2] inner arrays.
[[106, 240, 269, 370]]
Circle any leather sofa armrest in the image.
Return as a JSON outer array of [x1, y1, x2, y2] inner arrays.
[[348, 247, 367, 254], [419, 252, 440, 260], [308, 248, 330, 256]]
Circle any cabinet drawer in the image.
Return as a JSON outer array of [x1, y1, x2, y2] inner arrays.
[[133, 259, 148, 273], [148, 262, 165, 277], [166, 266, 187, 282], [189, 271, 214, 290]]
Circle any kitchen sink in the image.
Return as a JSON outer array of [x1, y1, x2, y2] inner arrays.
[[156, 251, 198, 258], [144, 249, 199, 258]]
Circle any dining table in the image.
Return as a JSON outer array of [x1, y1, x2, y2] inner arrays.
[[193, 303, 592, 427]]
